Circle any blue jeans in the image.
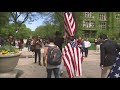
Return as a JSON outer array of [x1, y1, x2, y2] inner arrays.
[[47, 68, 60, 78]]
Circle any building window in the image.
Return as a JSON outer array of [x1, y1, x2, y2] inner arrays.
[[91, 21, 95, 28], [99, 14, 106, 21], [83, 21, 95, 28], [116, 13, 120, 19], [99, 22, 107, 29], [84, 12, 94, 18]]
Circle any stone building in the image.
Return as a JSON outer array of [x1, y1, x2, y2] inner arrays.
[[80, 12, 120, 38]]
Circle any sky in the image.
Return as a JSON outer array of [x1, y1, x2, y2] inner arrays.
[[15, 13, 45, 31], [25, 18, 44, 31]]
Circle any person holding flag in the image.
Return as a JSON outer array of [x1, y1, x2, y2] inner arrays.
[[62, 12, 83, 78]]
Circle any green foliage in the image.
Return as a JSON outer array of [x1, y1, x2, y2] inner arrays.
[[34, 24, 59, 38], [0, 23, 32, 39], [0, 45, 17, 52], [73, 12, 84, 37], [114, 40, 120, 44], [0, 24, 15, 38], [89, 43, 96, 50], [88, 38, 95, 43], [15, 25, 32, 39], [42, 12, 64, 36], [0, 12, 9, 29]]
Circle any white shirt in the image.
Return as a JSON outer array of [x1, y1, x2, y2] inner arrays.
[[84, 41, 91, 48]]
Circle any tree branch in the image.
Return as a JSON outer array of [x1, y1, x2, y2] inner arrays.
[[19, 12, 30, 26]]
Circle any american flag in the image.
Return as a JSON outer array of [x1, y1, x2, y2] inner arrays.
[[63, 12, 83, 78], [107, 54, 120, 78], [62, 40, 83, 78], [64, 12, 76, 37]]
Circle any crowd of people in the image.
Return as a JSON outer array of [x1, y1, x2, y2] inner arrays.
[[0, 35, 24, 51], [0, 33, 96, 78], [1, 32, 120, 78], [41, 34, 120, 78]]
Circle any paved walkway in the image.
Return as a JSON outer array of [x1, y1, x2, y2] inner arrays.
[[15, 47, 101, 78]]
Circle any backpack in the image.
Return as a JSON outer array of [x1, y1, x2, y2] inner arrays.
[[47, 46, 62, 65]]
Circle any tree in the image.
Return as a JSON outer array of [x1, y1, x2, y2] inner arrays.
[[9, 12, 40, 31], [34, 24, 59, 38], [0, 12, 9, 32], [41, 12, 84, 38], [15, 24, 32, 39], [41, 12, 64, 35], [72, 12, 84, 38], [0, 23, 32, 39], [0, 12, 9, 25]]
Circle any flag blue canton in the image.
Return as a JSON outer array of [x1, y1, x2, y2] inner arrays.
[[107, 54, 120, 78], [70, 40, 78, 48]]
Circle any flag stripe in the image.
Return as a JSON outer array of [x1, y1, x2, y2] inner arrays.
[[77, 47, 82, 76], [64, 13, 72, 36], [64, 45, 75, 77], [64, 22, 70, 36], [77, 48, 80, 76], [63, 12, 82, 78], [62, 41, 82, 78], [72, 47, 77, 73], [63, 58, 72, 78], [74, 47, 79, 76], [66, 44, 76, 72], [64, 12, 76, 36], [63, 45, 74, 78], [66, 13, 73, 36], [79, 48, 82, 76], [64, 53, 74, 77]]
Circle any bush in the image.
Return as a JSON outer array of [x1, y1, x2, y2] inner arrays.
[[0, 45, 19, 54], [88, 38, 95, 43], [115, 40, 120, 43], [89, 43, 96, 50]]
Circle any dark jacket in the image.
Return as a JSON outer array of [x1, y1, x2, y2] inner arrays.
[[54, 37, 64, 52], [34, 40, 42, 50], [100, 39, 120, 67]]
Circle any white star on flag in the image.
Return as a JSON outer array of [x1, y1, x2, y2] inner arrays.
[[118, 67, 120, 70], [107, 55, 120, 78], [119, 52, 120, 55], [111, 69, 114, 73], [113, 63, 116, 67], [114, 73, 120, 78], [116, 57, 119, 61]]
